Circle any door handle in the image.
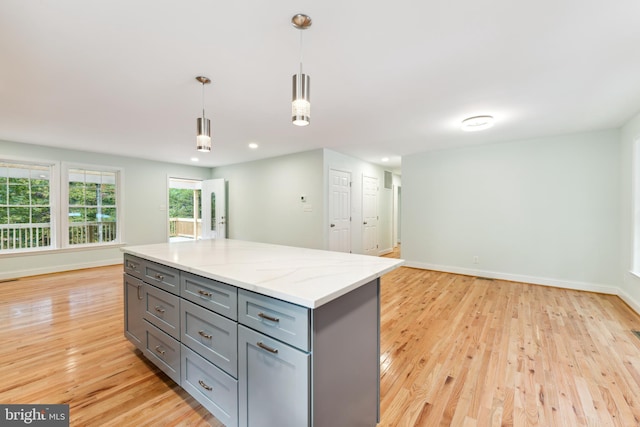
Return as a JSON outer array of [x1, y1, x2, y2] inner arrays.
[[363, 221, 368, 225], [330, 224, 335, 228]]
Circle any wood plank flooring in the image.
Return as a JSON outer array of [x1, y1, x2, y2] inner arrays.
[[1, 262, 640, 426]]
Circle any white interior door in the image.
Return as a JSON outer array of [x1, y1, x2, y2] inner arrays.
[[202, 178, 226, 239], [362, 175, 378, 256], [329, 169, 351, 253]]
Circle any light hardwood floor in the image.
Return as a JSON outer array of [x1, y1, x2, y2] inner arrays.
[[1, 262, 640, 426]]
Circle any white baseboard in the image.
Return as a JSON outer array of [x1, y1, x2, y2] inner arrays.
[[404, 261, 620, 295], [618, 288, 640, 315], [0, 258, 123, 281], [378, 247, 394, 256]]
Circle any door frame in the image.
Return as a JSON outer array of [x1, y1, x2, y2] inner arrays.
[[328, 168, 352, 253]]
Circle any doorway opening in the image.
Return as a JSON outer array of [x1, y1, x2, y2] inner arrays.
[[168, 178, 202, 242]]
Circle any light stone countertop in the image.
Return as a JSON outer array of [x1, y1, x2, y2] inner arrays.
[[122, 239, 404, 308]]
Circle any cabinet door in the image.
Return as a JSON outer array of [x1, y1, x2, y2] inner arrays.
[[238, 325, 310, 427], [123, 273, 145, 351]]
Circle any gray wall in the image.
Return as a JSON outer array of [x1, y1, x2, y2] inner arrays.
[[402, 130, 621, 294], [210, 149, 325, 249], [324, 149, 396, 255], [0, 140, 210, 279], [210, 148, 397, 255], [620, 110, 640, 313]]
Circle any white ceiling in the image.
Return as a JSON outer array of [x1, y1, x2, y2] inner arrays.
[[1, 1, 640, 174]]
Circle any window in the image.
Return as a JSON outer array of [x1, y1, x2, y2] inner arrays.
[[0, 158, 122, 253], [0, 161, 55, 251], [66, 167, 119, 246]]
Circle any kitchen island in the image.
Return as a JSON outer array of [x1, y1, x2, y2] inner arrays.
[[122, 239, 403, 427]]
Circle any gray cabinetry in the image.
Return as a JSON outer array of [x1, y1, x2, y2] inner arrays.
[[181, 299, 238, 377], [182, 344, 238, 427], [181, 271, 237, 320], [124, 253, 182, 385], [142, 261, 179, 294], [238, 325, 310, 427], [144, 283, 180, 340], [238, 289, 310, 351], [123, 273, 145, 352], [144, 322, 181, 384], [124, 254, 144, 280], [124, 251, 382, 427]]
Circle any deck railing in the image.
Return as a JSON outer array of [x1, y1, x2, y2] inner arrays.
[[169, 218, 201, 239], [68, 222, 117, 245], [0, 222, 117, 251], [0, 224, 52, 250]]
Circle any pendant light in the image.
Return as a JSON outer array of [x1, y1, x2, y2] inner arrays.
[[291, 14, 312, 126], [196, 76, 212, 152]]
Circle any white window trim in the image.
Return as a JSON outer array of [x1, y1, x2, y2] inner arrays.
[[0, 156, 124, 255], [61, 162, 124, 248], [0, 156, 59, 253]]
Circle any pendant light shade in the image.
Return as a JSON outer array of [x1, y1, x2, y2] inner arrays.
[[196, 117, 211, 152], [292, 73, 310, 126], [291, 14, 312, 126], [195, 76, 212, 152]]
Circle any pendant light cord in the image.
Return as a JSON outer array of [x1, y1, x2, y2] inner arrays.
[[299, 30, 304, 76], [201, 83, 206, 120]]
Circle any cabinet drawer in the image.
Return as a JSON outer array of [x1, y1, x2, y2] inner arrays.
[[238, 289, 310, 351], [144, 284, 180, 339], [182, 344, 238, 427], [144, 323, 180, 385], [181, 272, 237, 320], [143, 261, 179, 295], [181, 299, 237, 377], [124, 254, 145, 281]]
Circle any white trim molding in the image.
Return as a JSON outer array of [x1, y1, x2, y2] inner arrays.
[[404, 261, 620, 295], [0, 258, 123, 281]]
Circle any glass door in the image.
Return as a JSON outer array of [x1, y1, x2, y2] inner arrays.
[[201, 179, 226, 239]]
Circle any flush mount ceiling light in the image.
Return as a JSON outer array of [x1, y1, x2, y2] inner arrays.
[[461, 115, 495, 132], [196, 76, 212, 152], [291, 14, 312, 126]]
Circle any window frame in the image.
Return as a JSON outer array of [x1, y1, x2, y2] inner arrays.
[[0, 156, 59, 254], [0, 156, 124, 255], [60, 162, 124, 248]]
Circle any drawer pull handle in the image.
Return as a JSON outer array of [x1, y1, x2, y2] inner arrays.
[[198, 330, 212, 339], [198, 289, 212, 297], [127, 262, 137, 270], [257, 341, 279, 354], [198, 380, 212, 391], [154, 306, 165, 314], [258, 312, 279, 323], [155, 273, 164, 281], [154, 346, 165, 356]]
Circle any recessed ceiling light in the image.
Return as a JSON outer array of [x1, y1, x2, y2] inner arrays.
[[190, 157, 199, 162], [248, 142, 259, 149], [461, 115, 494, 132], [381, 157, 389, 162]]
